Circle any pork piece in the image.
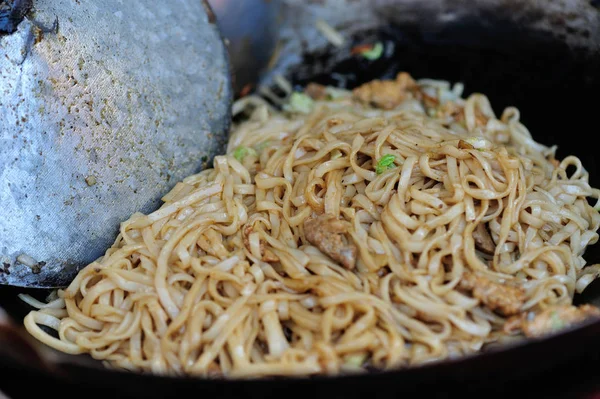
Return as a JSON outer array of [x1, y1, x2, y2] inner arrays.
[[352, 72, 417, 110], [504, 304, 600, 338], [472, 223, 495, 255], [303, 215, 357, 269], [304, 83, 328, 100], [460, 273, 525, 316], [243, 224, 279, 262]]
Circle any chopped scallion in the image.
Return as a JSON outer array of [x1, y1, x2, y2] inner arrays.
[[233, 146, 257, 162], [361, 42, 384, 60], [375, 154, 396, 174], [284, 92, 314, 114]]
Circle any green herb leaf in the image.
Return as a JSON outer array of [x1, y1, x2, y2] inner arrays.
[[233, 146, 257, 162], [361, 42, 384, 60], [285, 92, 314, 114], [375, 154, 396, 174]]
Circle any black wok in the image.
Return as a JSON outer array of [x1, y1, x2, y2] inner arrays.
[[2, 0, 600, 397]]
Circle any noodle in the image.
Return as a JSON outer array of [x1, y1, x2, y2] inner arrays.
[[23, 72, 600, 377], [315, 19, 345, 47]]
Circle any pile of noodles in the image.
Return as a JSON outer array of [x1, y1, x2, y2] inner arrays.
[[22, 74, 600, 378]]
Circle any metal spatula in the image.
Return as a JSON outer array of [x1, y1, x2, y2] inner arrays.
[[0, 0, 232, 288]]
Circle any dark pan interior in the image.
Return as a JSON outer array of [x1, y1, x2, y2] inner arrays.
[[3, 15, 600, 399]]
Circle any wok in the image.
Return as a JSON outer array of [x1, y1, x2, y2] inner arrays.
[[2, 0, 600, 397]]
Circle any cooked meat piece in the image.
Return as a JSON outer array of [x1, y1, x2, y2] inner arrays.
[[243, 224, 279, 262], [472, 223, 495, 255], [460, 273, 525, 316], [304, 214, 357, 269], [305, 83, 328, 100], [352, 72, 417, 110], [505, 304, 600, 338]]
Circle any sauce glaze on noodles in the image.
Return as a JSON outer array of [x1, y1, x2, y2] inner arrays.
[[23, 73, 600, 377]]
